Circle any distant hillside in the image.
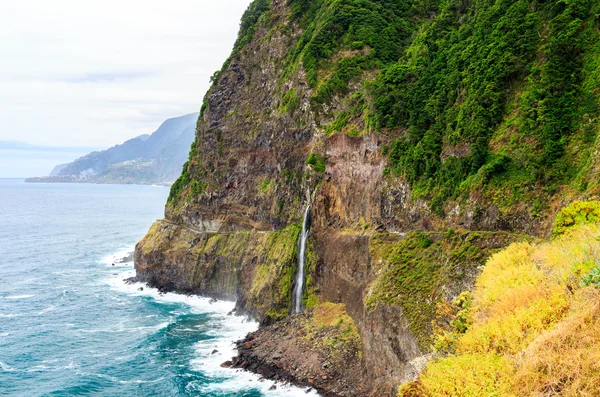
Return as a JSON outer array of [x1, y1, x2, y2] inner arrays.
[[26, 113, 198, 185]]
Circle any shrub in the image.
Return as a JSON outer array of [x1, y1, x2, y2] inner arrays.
[[419, 353, 515, 397], [413, 225, 600, 395], [307, 153, 326, 173], [552, 200, 600, 236], [167, 162, 190, 203], [281, 89, 300, 115], [582, 267, 600, 287]]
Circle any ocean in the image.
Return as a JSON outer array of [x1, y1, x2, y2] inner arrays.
[[0, 179, 313, 396]]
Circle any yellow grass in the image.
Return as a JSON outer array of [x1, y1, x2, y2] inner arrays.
[[403, 223, 600, 396]]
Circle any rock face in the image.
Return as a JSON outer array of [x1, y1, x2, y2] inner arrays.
[[229, 303, 370, 397], [133, 0, 600, 394]]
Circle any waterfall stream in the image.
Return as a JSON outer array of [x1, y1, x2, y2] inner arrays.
[[292, 205, 311, 314]]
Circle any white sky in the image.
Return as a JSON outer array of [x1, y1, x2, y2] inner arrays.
[[0, 0, 251, 159]]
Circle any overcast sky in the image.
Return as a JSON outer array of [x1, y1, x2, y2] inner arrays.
[[0, 0, 251, 176]]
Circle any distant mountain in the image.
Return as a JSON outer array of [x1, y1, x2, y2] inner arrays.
[[26, 113, 198, 185], [49, 163, 69, 177]]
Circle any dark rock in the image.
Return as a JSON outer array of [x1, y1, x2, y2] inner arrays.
[[129, 1, 536, 395], [211, 349, 219, 355], [220, 361, 232, 368]]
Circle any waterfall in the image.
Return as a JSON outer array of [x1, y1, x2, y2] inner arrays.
[[292, 205, 311, 314]]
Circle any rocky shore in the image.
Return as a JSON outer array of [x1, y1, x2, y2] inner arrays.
[[223, 303, 382, 397]]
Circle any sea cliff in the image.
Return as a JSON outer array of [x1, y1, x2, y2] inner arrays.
[[134, 0, 600, 394]]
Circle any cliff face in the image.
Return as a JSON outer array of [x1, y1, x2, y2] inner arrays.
[[135, 0, 600, 394]]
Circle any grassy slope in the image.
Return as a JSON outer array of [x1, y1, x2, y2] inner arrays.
[[400, 201, 600, 396]]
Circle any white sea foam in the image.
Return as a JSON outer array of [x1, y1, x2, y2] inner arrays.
[[78, 322, 170, 334], [0, 332, 11, 337], [101, 247, 135, 267], [76, 371, 166, 385], [0, 313, 24, 318], [27, 365, 48, 372], [25, 361, 78, 373], [190, 314, 319, 396], [37, 306, 56, 315], [0, 361, 15, 371], [104, 248, 320, 396], [106, 269, 236, 314], [4, 294, 35, 300]]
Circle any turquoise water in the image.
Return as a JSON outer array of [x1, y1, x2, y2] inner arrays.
[[0, 180, 312, 396]]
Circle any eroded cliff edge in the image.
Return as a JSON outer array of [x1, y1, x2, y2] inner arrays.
[[134, 0, 600, 395]]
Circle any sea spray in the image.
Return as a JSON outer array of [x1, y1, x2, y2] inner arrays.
[[108, 264, 319, 396], [292, 206, 311, 314]]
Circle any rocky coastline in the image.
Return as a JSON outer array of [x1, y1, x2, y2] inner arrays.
[[130, 0, 600, 394], [224, 304, 372, 397]]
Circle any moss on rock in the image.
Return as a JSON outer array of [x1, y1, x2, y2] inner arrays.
[[366, 230, 529, 350], [135, 220, 302, 319]]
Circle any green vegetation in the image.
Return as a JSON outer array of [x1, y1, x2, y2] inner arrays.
[[259, 178, 272, 194], [171, 0, 600, 213], [168, 162, 190, 202], [306, 153, 326, 173], [190, 180, 206, 198], [247, 224, 302, 320], [552, 200, 600, 236], [286, 0, 420, 96], [235, 0, 270, 52], [371, 0, 600, 206], [210, 0, 271, 84], [276, 0, 600, 212], [302, 238, 321, 309], [583, 266, 600, 288], [403, 223, 600, 396], [281, 89, 300, 115], [302, 302, 362, 359], [366, 230, 520, 349]]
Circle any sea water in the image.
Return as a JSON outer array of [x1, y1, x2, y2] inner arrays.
[[0, 179, 315, 396]]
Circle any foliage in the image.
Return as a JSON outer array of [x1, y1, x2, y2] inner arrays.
[[433, 291, 472, 353], [286, 0, 421, 102], [370, 0, 598, 205], [209, 0, 271, 84], [411, 225, 600, 396], [190, 180, 206, 198], [167, 162, 190, 203], [553, 200, 600, 236], [582, 266, 600, 287], [234, 0, 271, 53], [417, 353, 515, 397], [366, 230, 514, 349], [281, 88, 300, 115], [247, 223, 302, 320], [302, 238, 321, 310], [325, 111, 350, 136], [259, 178, 272, 194], [306, 153, 327, 173], [512, 289, 600, 396], [303, 302, 362, 356]]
